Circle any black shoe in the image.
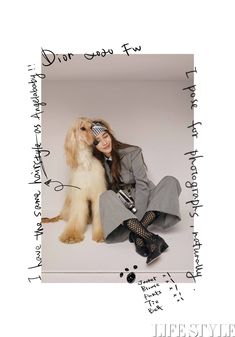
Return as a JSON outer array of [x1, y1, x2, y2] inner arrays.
[[146, 235, 169, 265], [129, 232, 149, 257]]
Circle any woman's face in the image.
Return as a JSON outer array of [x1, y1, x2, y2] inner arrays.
[[95, 131, 112, 157]]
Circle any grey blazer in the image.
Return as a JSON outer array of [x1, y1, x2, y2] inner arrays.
[[100, 146, 182, 242], [104, 146, 153, 219]]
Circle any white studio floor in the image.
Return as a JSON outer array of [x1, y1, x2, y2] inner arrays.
[[42, 212, 194, 283]]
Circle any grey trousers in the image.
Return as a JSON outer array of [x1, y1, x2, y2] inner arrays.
[[99, 176, 182, 243]]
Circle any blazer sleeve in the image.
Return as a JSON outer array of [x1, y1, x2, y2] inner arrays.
[[130, 148, 150, 220]]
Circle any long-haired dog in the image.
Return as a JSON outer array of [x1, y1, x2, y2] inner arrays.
[[43, 117, 107, 243]]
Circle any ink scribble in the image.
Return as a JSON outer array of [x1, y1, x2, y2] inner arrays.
[[162, 272, 184, 302], [120, 265, 138, 283], [84, 48, 113, 61], [44, 179, 81, 191], [41, 48, 74, 67]]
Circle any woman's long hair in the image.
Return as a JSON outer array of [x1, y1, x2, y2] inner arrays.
[[92, 119, 134, 191]]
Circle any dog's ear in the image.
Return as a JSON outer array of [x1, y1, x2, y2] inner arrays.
[[64, 123, 79, 168]]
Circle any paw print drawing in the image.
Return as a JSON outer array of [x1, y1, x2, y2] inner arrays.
[[120, 265, 138, 283]]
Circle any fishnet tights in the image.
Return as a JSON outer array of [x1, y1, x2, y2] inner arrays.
[[126, 211, 158, 253], [129, 211, 158, 252], [141, 211, 158, 227]]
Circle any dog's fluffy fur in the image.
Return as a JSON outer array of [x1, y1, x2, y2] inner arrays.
[[43, 117, 107, 244]]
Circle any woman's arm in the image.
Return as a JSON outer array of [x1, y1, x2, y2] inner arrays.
[[130, 148, 150, 220]]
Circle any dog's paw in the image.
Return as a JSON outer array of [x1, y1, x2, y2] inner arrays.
[[59, 230, 84, 244], [92, 230, 105, 243]]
